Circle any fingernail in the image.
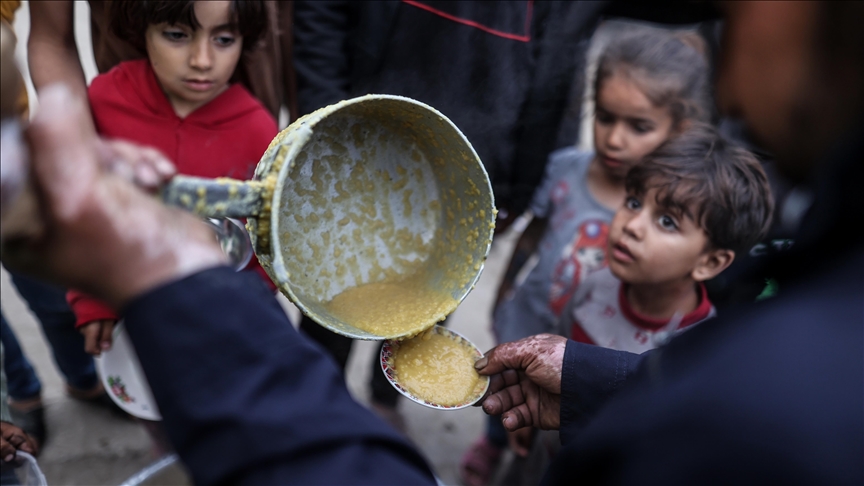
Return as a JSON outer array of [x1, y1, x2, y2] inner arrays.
[[503, 416, 514, 429], [155, 158, 176, 176], [101, 341, 111, 350], [4, 454, 13, 462], [135, 165, 159, 187], [474, 357, 487, 370]]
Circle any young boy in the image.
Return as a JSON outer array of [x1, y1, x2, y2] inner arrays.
[[561, 125, 774, 350], [67, 0, 277, 355]]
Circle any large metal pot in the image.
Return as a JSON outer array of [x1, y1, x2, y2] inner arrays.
[[162, 95, 495, 340]]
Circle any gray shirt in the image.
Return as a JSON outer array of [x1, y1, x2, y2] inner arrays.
[[493, 147, 614, 343]]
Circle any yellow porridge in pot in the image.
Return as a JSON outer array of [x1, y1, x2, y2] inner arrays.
[[323, 274, 458, 338]]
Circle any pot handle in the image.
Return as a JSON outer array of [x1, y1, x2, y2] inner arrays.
[[160, 175, 265, 218]]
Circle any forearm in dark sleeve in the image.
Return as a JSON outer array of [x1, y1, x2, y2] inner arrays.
[[293, 1, 355, 116], [559, 339, 643, 445], [123, 267, 436, 486]]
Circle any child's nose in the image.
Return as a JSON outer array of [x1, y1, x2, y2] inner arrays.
[[622, 212, 646, 239], [605, 123, 626, 150], [189, 40, 213, 70]]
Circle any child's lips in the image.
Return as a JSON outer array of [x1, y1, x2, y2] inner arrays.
[[601, 156, 624, 169], [611, 242, 635, 263], [183, 79, 215, 91]]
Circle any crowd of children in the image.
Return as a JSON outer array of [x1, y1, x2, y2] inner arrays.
[[3, 1, 781, 484]]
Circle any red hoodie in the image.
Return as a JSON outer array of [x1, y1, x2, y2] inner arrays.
[[68, 59, 278, 327]]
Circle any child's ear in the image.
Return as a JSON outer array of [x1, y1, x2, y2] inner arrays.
[[691, 248, 735, 282]]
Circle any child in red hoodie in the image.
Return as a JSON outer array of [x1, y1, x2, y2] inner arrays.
[[68, 0, 278, 355]]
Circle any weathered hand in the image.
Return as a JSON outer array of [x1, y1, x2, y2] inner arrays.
[[1, 84, 226, 308], [475, 334, 567, 431], [1, 421, 37, 463]]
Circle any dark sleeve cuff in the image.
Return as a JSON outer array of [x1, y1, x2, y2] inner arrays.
[[560, 340, 644, 444]]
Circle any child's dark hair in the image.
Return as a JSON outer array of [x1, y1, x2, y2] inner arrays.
[[625, 124, 774, 254], [110, 1, 267, 53], [595, 28, 711, 126]]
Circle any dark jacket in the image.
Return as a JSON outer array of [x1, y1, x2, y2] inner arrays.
[[293, 0, 601, 215]]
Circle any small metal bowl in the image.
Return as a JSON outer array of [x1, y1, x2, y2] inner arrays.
[[380, 325, 490, 410]]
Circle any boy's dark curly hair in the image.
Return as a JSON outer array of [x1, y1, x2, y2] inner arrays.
[[626, 124, 775, 254], [110, 0, 267, 53]]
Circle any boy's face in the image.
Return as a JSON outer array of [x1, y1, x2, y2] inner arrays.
[[145, 1, 242, 118], [593, 75, 675, 180], [607, 187, 731, 285]]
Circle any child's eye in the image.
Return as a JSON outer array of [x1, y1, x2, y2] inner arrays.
[[214, 35, 237, 47], [595, 110, 614, 125], [162, 30, 188, 42], [631, 122, 654, 134], [625, 196, 641, 211], [658, 214, 678, 231]]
